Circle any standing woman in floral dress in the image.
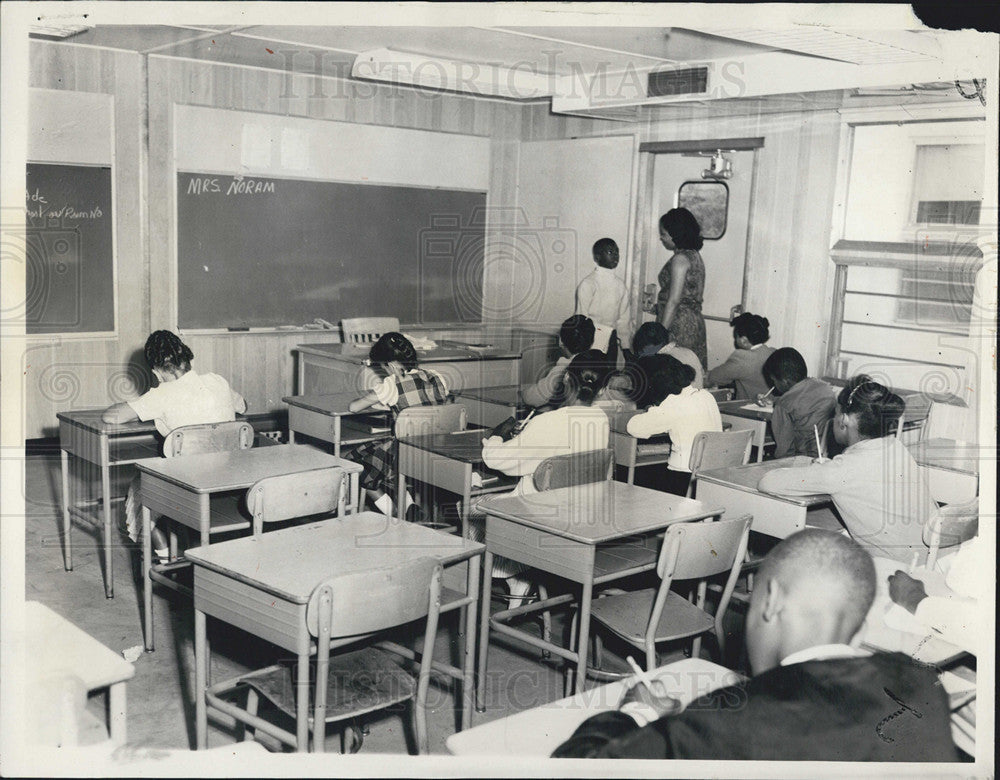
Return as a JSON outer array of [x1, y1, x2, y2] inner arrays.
[[646, 207, 708, 370]]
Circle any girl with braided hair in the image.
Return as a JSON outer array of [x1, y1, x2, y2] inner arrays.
[[103, 330, 246, 558], [758, 374, 933, 564]]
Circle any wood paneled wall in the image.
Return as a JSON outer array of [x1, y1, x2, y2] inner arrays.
[[23, 44, 524, 437], [520, 104, 844, 376], [25, 43, 146, 439]]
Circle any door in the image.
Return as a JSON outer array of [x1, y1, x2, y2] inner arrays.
[[644, 150, 755, 369]]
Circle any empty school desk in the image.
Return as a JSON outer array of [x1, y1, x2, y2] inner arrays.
[[27, 600, 135, 745], [907, 438, 981, 505], [58, 409, 161, 598], [396, 429, 518, 535], [476, 482, 725, 702], [296, 342, 522, 396], [448, 657, 741, 756], [186, 515, 484, 751], [696, 457, 833, 539], [283, 391, 390, 457], [716, 399, 773, 462], [454, 384, 526, 429], [135, 444, 363, 651]]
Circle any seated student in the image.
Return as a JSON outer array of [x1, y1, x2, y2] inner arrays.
[[757, 375, 933, 564], [762, 347, 836, 458], [630, 322, 704, 389], [477, 356, 611, 605], [103, 330, 246, 561], [553, 530, 957, 761], [348, 331, 449, 519], [626, 355, 721, 496], [576, 237, 630, 354], [522, 314, 596, 408], [888, 531, 986, 654], [706, 312, 775, 400]]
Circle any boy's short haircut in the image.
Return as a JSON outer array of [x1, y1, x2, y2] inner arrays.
[[592, 237, 619, 268], [763, 347, 808, 387], [632, 322, 670, 355], [560, 314, 596, 354]]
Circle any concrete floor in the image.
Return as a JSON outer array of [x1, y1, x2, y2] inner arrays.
[[22, 449, 746, 757]]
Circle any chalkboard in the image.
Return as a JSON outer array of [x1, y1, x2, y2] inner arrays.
[[25, 163, 114, 333], [176, 172, 486, 329]]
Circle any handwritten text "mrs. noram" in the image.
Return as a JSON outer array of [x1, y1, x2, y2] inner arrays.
[[187, 177, 276, 196]]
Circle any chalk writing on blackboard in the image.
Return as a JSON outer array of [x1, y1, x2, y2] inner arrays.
[[186, 176, 276, 196]]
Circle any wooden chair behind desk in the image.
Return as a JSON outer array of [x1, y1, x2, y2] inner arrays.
[[144, 421, 255, 651], [207, 557, 443, 754], [589, 514, 751, 672], [924, 499, 979, 568], [395, 403, 468, 529], [340, 317, 400, 347], [685, 429, 754, 499], [246, 467, 347, 538]]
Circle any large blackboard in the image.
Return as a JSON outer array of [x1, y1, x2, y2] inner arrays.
[[176, 172, 486, 329], [25, 163, 114, 333]]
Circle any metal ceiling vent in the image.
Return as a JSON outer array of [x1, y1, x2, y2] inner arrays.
[[647, 66, 709, 98]]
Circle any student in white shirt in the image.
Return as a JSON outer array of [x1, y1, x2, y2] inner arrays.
[[626, 354, 722, 495], [103, 330, 246, 560], [758, 375, 933, 564], [576, 237, 630, 354], [476, 355, 611, 606]]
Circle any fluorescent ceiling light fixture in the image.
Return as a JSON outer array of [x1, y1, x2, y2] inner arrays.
[[352, 48, 552, 100]]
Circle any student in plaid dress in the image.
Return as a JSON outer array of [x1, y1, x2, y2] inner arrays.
[[349, 332, 449, 517]]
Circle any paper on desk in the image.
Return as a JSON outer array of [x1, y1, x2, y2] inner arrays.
[[402, 333, 437, 351], [740, 402, 772, 412]]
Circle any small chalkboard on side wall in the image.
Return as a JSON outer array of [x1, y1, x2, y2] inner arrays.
[[25, 163, 115, 334]]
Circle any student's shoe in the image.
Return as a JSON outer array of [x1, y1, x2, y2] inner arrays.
[[506, 576, 533, 611]]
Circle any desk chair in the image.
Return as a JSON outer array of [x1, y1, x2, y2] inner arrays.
[[920, 400, 977, 444], [609, 409, 673, 485], [395, 404, 467, 528], [685, 429, 754, 499], [532, 448, 614, 492], [144, 421, 254, 650], [588, 514, 751, 672], [924, 499, 979, 568], [246, 467, 347, 538], [207, 558, 443, 754], [340, 317, 400, 347]]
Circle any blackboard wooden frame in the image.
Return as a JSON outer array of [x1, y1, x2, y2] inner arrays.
[[175, 171, 488, 332]]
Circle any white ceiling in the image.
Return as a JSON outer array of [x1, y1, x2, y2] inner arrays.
[[28, 23, 987, 116]]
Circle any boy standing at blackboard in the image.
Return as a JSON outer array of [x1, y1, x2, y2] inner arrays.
[[576, 238, 630, 354]]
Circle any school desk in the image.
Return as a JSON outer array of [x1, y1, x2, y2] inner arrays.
[[186, 515, 484, 751], [476, 482, 725, 703], [27, 600, 136, 745], [858, 556, 968, 667], [135, 444, 363, 651], [607, 408, 673, 485], [396, 429, 519, 536], [906, 438, 981, 505], [695, 456, 833, 539], [296, 342, 522, 396], [282, 391, 391, 457], [58, 409, 162, 598], [447, 657, 742, 756], [453, 384, 526, 428], [716, 398, 774, 463]]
